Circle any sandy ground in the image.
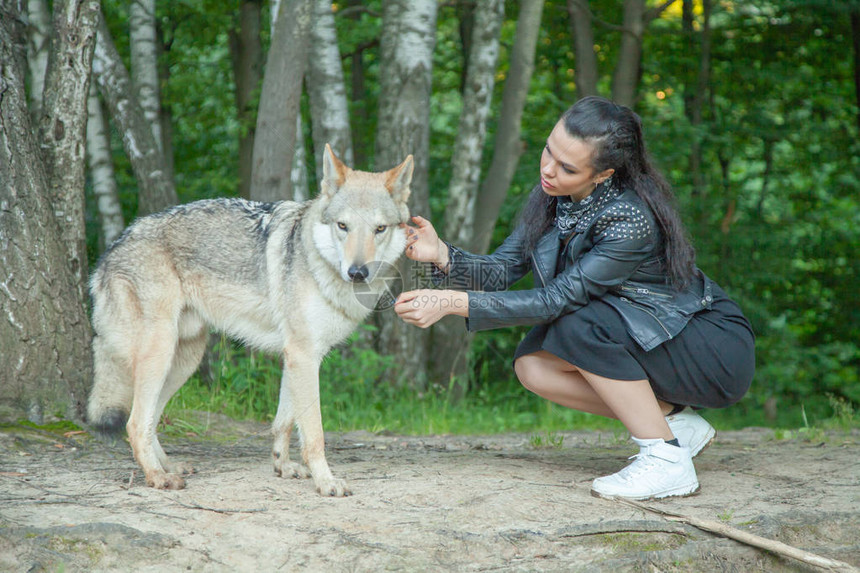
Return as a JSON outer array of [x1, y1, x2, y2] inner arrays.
[[1, 415, 858, 572]]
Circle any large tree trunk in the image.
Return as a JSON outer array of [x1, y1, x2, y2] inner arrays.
[[250, 0, 313, 202], [473, 0, 544, 254], [611, 0, 645, 107], [129, 0, 162, 152], [26, 0, 52, 119], [229, 0, 263, 199], [434, 0, 505, 395], [38, 0, 101, 294], [86, 83, 125, 248], [567, 0, 599, 99], [0, 0, 94, 423], [92, 15, 175, 214], [307, 0, 354, 181], [93, 15, 177, 215], [374, 0, 438, 388]]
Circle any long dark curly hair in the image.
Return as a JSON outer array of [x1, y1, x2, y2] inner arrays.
[[517, 96, 696, 289]]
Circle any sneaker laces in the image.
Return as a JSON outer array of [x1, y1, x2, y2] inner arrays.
[[614, 451, 660, 484]]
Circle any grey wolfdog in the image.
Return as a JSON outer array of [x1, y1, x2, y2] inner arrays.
[[87, 145, 412, 496]]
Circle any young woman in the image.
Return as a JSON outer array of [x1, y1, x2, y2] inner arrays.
[[394, 96, 755, 500]]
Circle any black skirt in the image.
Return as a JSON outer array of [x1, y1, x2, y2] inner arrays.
[[513, 284, 755, 409]]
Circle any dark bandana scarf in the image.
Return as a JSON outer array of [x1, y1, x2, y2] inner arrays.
[[554, 177, 619, 239]]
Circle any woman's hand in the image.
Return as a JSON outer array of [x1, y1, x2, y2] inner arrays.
[[401, 216, 449, 269], [394, 289, 468, 328]]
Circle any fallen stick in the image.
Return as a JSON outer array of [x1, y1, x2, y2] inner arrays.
[[615, 498, 860, 573], [170, 497, 267, 515]]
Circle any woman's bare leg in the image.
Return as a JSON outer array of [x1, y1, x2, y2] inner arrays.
[[514, 350, 674, 440]]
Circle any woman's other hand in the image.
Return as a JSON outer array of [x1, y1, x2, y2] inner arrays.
[[401, 216, 449, 269], [394, 289, 468, 328]]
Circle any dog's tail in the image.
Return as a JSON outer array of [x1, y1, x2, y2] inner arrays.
[[87, 334, 133, 436]]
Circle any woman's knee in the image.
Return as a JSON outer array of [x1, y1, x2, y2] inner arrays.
[[514, 354, 550, 395]]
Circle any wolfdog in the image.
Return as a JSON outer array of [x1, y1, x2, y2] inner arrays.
[[87, 145, 412, 496]]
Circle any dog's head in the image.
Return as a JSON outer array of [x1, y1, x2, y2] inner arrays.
[[314, 144, 412, 284]]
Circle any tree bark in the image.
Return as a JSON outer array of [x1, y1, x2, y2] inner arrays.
[[567, 0, 599, 99], [26, 0, 52, 119], [307, 0, 354, 182], [473, 0, 544, 254], [0, 1, 93, 423], [129, 0, 162, 152], [435, 0, 504, 396], [444, 0, 504, 247], [374, 0, 438, 388], [291, 114, 310, 200], [611, 0, 645, 108], [38, 0, 101, 296], [250, 0, 313, 202], [86, 83, 125, 248], [229, 0, 263, 199], [92, 15, 177, 215]]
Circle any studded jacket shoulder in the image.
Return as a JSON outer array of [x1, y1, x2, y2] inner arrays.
[[434, 186, 716, 351]]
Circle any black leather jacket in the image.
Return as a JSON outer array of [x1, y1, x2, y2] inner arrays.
[[435, 187, 715, 351]]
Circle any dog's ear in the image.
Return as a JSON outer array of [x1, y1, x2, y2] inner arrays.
[[321, 143, 349, 198], [385, 154, 413, 205]]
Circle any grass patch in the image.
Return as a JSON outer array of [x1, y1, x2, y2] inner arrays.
[[162, 332, 860, 437], [164, 332, 626, 436]]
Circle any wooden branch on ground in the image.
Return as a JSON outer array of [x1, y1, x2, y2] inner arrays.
[[170, 497, 267, 515], [616, 498, 860, 573]]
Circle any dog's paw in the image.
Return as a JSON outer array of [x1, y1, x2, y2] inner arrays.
[[274, 459, 311, 479], [145, 470, 186, 490], [164, 460, 195, 475], [315, 477, 352, 497]]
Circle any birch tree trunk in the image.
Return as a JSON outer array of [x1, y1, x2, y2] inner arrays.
[[26, 0, 51, 118], [0, 0, 93, 423], [93, 15, 177, 215], [473, 0, 544, 255], [129, 0, 162, 152], [567, 0, 599, 99], [229, 0, 263, 199], [444, 0, 504, 248], [433, 0, 505, 395], [86, 83, 125, 248], [38, 0, 101, 295], [292, 115, 310, 200], [307, 0, 354, 181], [374, 0, 438, 388], [251, 0, 312, 202]]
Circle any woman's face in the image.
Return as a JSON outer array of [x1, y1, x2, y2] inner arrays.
[[540, 121, 614, 201]]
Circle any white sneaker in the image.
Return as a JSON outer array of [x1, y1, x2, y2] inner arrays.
[[591, 437, 700, 500], [666, 408, 715, 457]]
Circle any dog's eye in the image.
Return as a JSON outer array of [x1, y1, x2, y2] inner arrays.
[[337, 222, 348, 232], [375, 225, 387, 234]]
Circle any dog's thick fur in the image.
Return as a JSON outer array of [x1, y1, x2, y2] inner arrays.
[[87, 145, 412, 496]]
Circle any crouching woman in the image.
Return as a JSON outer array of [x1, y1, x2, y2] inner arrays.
[[394, 96, 754, 500]]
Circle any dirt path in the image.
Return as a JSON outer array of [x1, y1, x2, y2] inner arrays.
[[1, 416, 858, 572]]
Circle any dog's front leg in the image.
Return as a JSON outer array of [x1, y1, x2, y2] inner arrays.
[[272, 349, 350, 497]]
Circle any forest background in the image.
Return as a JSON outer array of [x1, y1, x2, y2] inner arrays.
[[1, 0, 859, 436]]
